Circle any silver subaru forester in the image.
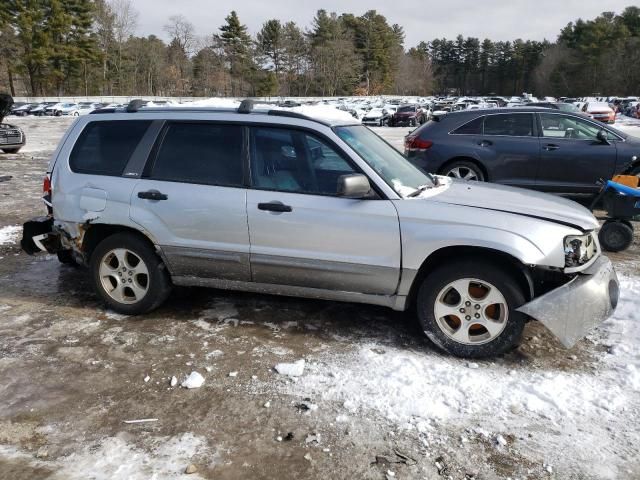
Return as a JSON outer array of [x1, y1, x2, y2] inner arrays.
[[21, 100, 619, 358]]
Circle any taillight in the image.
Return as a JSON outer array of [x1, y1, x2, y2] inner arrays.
[[405, 136, 433, 152], [43, 175, 51, 195], [43, 174, 53, 212]]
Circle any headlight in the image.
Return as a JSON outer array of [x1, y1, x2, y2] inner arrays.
[[564, 233, 597, 267]]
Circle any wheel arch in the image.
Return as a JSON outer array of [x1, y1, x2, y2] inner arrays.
[[439, 156, 489, 181], [405, 245, 534, 311], [79, 223, 159, 265]]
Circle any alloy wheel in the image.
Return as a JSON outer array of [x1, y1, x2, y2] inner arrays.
[[433, 278, 508, 345], [99, 248, 149, 304]]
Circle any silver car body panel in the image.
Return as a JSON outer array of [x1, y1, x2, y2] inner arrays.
[[246, 190, 401, 294], [44, 110, 618, 346], [517, 256, 619, 348]]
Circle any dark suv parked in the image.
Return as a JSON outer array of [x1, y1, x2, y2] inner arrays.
[[405, 108, 640, 195]]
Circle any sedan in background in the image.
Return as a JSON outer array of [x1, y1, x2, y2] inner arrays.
[[389, 104, 427, 127], [362, 108, 391, 126], [404, 108, 640, 195], [582, 102, 616, 124]]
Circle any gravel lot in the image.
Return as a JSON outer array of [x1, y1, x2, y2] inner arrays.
[[0, 116, 638, 480]]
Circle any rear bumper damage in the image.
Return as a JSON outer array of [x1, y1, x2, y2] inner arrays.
[[21, 216, 61, 255], [517, 255, 619, 348]]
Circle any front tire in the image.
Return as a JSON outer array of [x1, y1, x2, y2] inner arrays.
[[2, 148, 21, 154], [90, 233, 172, 315], [416, 260, 527, 358]]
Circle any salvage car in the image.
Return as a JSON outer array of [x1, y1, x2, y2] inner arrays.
[[362, 107, 391, 126], [21, 100, 619, 358], [582, 102, 616, 124], [405, 108, 640, 194], [0, 94, 26, 154], [389, 104, 426, 127]]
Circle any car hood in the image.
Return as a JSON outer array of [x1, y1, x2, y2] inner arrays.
[[394, 111, 416, 117], [426, 179, 599, 231]]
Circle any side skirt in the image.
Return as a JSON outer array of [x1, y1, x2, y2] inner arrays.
[[171, 276, 408, 311]]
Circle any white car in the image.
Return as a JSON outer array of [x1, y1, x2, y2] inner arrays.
[[361, 108, 390, 126], [76, 103, 100, 115], [57, 103, 81, 116]]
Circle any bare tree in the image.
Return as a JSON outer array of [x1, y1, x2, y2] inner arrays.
[[110, 0, 139, 93], [164, 15, 196, 55]]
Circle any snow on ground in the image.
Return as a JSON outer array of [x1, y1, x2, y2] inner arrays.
[[614, 113, 640, 137], [0, 225, 21, 246], [0, 433, 212, 480], [277, 275, 640, 478]]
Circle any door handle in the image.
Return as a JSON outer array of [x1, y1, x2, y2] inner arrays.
[[258, 202, 292, 213], [543, 144, 559, 151], [478, 140, 493, 147], [138, 190, 168, 201]]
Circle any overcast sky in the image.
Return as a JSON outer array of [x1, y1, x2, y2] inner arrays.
[[132, 0, 637, 47]]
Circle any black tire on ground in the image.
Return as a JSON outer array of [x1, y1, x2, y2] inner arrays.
[[90, 232, 172, 315], [416, 259, 527, 358], [2, 148, 21, 154], [441, 160, 485, 182], [599, 220, 634, 252]]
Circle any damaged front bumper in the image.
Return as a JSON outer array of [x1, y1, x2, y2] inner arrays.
[[517, 255, 619, 348]]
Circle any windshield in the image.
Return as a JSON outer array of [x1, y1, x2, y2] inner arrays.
[[398, 106, 415, 112], [335, 125, 434, 197]]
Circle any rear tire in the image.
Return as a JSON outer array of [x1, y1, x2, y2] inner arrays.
[[599, 220, 633, 252], [442, 160, 485, 182], [416, 260, 527, 358], [2, 148, 21, 154], [90, 232, 172, 315]]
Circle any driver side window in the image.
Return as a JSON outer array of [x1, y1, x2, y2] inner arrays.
[[250, 128, 357, 196], [540, 113, 605, 140]]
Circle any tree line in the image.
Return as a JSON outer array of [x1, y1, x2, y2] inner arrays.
[[1, 2, 639, 98]]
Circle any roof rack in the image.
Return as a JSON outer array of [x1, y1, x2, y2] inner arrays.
[[126, 99, 146, 113]]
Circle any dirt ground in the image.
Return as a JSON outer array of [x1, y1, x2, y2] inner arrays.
[[0, 116, 639, 480]]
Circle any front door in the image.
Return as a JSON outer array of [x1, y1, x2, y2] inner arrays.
[[246, 126, 401, 295], [535, 113, 618, 194], [477, 112, 540, 188], [130, 121, 251, 281]]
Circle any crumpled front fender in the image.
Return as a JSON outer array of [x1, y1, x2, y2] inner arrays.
[[517, 255, 619, 348]]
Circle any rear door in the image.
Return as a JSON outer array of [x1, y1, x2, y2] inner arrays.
[[535, 113, 618, 194], [477, 113, 540, 188], [130, 122, 251, 281], [246, 126, 401, 294]]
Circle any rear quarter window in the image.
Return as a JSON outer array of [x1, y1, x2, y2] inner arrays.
[[69, 121, 151, 176], [451, 116, 484, 135]]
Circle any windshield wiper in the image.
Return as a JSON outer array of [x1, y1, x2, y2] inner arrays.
[[407, 184, 431, 197]]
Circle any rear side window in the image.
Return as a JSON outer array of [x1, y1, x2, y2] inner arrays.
[[70, 121, 151, 176], [484, 114, 534, 137], [451, 116, 483, 135], [150, 123, 243, 186]]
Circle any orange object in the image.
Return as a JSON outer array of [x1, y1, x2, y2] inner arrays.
[[612, 175, 639, 188]]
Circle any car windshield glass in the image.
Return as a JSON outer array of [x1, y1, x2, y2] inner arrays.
[[335, 125, 434, 196], [398, 106, 415, 112]]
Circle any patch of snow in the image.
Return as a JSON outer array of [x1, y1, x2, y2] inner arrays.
[[0, 225, 21, 246], [275, 359, 305, 377], [181, 371, 205, 389], [276, 275, 640, 477]]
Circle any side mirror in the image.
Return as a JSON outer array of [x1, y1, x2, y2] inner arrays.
[[596, 129, 609, 144], [337, 174, 371, 199]]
